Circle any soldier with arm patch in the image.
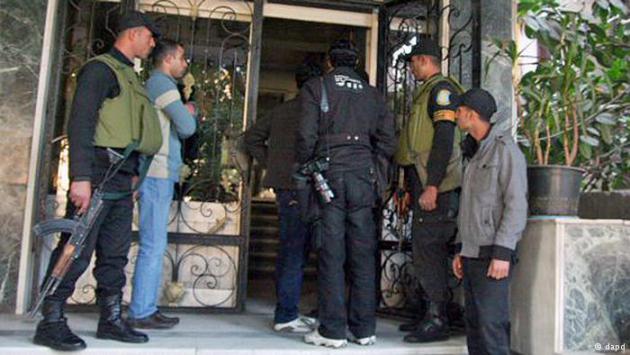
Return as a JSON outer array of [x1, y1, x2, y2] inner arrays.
[[394, 40, 464, 344]]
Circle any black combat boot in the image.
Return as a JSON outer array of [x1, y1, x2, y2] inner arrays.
[[33, 299, 87, 351], [403, 301, 449, 343], [96, 294, 148, 343], [399, 299, 427, 332], [399, 317, 420, 332]]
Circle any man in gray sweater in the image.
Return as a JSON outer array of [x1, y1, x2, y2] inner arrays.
[[452, 88, 528, 355]]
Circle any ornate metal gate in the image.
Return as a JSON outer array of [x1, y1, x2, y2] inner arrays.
[[376, 0, 481, 317], [31, 0, 261, 311]]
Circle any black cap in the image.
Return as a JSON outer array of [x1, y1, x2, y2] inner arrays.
[[455, 88, 497, 121], [402, 40, 441, 61], [117, 11, 161, 38]]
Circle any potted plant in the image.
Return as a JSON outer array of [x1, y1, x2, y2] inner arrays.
[[488, 0, 629, 216]]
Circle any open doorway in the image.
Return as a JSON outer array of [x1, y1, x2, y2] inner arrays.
[[247, 17, 367, 308]]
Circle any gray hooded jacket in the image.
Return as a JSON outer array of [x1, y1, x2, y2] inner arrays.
[[456, 127, 528, 261]]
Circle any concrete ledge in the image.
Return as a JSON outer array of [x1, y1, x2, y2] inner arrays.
[[579, 190, 630, 220]]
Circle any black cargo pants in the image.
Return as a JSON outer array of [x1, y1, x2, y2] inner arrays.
[[405, 166, 458, 303], [44, 152, 135, 303], [317, 167, 378, 340]]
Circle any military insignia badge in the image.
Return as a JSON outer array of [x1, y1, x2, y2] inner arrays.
[[436, 89, 451, 106]]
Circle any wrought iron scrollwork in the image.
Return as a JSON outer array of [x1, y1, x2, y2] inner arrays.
[[42, 0, 255, 310], [377, 0, 477, 317]]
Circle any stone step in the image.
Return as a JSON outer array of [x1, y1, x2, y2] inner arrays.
[[249, 225, 279, 239], [250, 214, 279, 227], [248, 265, 317, 278], [249, 239, 279, 256]]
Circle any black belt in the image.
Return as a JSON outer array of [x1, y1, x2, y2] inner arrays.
[[322, 133, 371, 147]]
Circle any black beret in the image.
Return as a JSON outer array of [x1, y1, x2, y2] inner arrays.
[[402, 40, 441, 61], [455, 88, 497, 121], [118, 11, 161, 38]]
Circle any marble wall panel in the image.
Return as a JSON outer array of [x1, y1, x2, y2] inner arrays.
[[563, 222, 630, 350], [480, 0, 515, 131], [0, 0, 47, 311]]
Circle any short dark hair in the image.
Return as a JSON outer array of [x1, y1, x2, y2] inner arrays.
[[152, 39, 184, 66], [426, 54, 441, 67], [295, 61, 322, 89], [329, 39, 358, 68]]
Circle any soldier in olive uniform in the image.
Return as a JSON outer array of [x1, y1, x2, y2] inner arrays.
[[395, 40, 464, 343]]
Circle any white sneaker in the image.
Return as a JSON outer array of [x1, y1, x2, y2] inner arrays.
[[348, 332, 377, 345], [304, 329, 347, 348], [273, 316, 317, 333]]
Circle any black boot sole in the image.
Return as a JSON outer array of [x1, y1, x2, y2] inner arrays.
[[96, 332, 149, 343], [403, 333, 450, 343], [127, 320, 177, 329], [33, 336, 87, 351]]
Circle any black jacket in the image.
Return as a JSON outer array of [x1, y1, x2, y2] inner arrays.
[[297, 67, 396, 172], [244, 98, 301, 189]]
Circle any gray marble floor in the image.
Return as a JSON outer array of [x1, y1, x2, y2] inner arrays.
[[0, 299, 468, 355]]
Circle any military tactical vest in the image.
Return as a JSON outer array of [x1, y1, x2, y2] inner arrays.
[[395, 75, 464, 192], [90, 54, 162, 155]]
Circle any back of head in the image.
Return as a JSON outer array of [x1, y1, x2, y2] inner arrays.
[[295, 61, 323, 89], [328, 39, 358, 69], [152, 39, 182, 67]]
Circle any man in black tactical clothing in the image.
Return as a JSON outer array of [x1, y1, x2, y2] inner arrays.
[[298, 40, 396, 348], [395, 40, 464, 343], [33, 12, 160, 351]]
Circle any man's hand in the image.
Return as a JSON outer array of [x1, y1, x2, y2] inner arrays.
[[131, 176, 140, 202], [185, 102, 196, 116], [418, 185, 438, 211], [69, 181, 92, 215], [452, 254, 463, 280], [487, 259, 510, 280]]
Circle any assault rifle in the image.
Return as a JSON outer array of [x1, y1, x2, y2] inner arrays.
[[28, 189, 105, 317]]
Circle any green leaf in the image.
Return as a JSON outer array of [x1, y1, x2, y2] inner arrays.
[[595, 112, 616, 125], [523, 16, 541, 32], [600, 124, 614, 144], [607, 58, 627, 81], [587, 127, 601, 136], [609, 0, 629, 13], [595, 0, 610, 10], [580, 135, 600, 147], [580, 142, 593, 160]]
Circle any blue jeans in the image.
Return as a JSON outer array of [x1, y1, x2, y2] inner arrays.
[[274, 189, 311, 323], [129, 177, 174, 319]]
